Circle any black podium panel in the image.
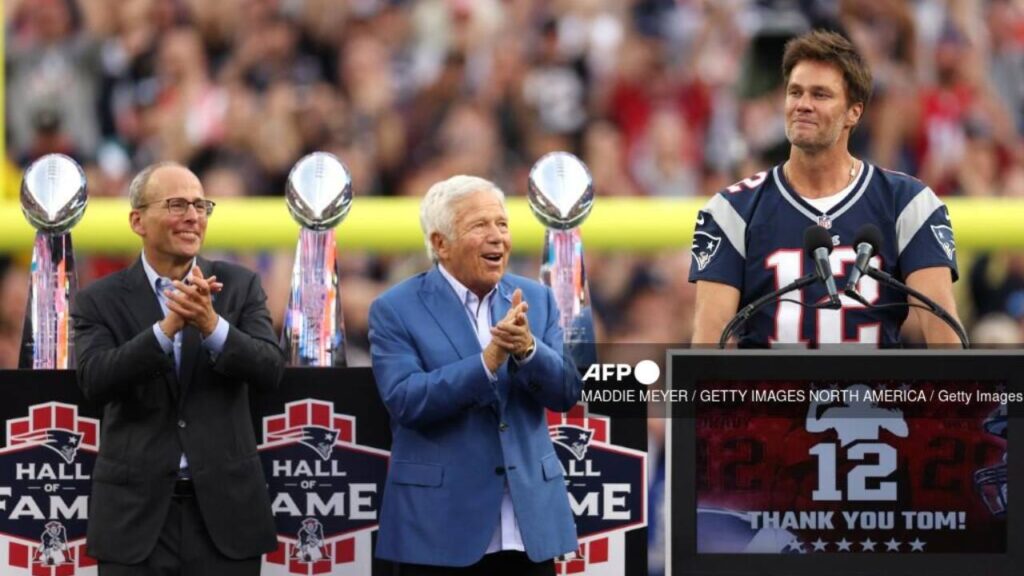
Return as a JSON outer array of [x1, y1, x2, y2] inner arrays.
[[0, 368, 393, 575], [0, 369, 646, 576], [668, 351, 1022, 576]]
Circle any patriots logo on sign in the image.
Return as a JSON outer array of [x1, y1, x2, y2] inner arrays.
[[34, 521, 70, 567], [266, 425, 340, 461], [38, 430, 83, 465], [260, 400, 389, 576], [0, 402, 100, 576], [293, 518, 330, 564], [931, 225, 956, 260], [300, 427, 339, 461], [692, 231, 722, 271], [10, 428, 85, 466], [550, 425, 594, 461], [547, 405, 647, 575]]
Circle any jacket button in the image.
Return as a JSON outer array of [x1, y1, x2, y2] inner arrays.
[[499, 422, 509, 432], [495, 466, 505, 475], [178, 420, 187, 429]]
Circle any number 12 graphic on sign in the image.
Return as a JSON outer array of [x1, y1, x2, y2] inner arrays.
[[810, 442, 898, 501]]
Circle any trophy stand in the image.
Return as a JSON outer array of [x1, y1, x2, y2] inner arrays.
[[283, 228, 347, 367], [23, 233, 78, 369], [539, 227, 596, 370]]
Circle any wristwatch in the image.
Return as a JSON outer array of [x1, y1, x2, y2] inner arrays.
[[514, 337, 536, 362]]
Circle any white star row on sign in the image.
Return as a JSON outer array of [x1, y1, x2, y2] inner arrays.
[[801, 537, 927, 552]]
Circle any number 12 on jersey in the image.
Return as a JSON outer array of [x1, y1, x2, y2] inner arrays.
[[766, 247, 882, 345]]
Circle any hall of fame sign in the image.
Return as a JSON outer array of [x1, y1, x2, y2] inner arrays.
[[259, 399, 389, 576], [548, 404, 647, 575], [0, 403, 99, 576]]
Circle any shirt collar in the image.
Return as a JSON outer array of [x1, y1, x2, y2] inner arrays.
[[437, 263, 495, 309], [141, 251, 196, 294]]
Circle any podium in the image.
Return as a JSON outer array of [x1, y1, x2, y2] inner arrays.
[[667, 351, 1020, 576], [0, 368, 647, 575]]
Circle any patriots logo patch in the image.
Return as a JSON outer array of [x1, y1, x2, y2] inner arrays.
[[692, 231, 722, 271], [549, 425, 594, 460], [931, 225, 956, 260]]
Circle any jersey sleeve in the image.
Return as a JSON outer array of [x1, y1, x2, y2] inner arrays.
[[895, 186, 959, 282], [688, 193, 747, 289]]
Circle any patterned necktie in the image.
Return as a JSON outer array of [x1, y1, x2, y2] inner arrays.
[[155, 277, 181, 375]]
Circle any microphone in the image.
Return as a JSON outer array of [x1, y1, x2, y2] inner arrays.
[[862, 264, 970, 349], [836, 226, 967, 348], [804, 225, 841, 309], [845, 224, 883, 298]]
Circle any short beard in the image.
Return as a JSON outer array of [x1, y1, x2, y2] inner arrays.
[[786, 125, 844, 154]]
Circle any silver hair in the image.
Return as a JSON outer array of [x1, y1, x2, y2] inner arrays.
[[128, 161, 181, 208], [419, 175, 506, 263]]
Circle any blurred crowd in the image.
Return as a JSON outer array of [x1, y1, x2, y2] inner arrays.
[[3, 0, 1024, 362], [3, 1, 1023, 573], [3, 0, 1024, 355]]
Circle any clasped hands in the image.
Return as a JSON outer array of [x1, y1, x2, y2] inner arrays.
[[159, 266, 224, 338], [483, 288, 536, 373]]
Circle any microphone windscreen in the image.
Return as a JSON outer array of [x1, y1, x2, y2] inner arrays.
[[803, 225, 834, 256], [853, 223, 884, 253]]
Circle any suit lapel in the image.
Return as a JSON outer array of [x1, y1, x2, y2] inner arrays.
[[490, 280, 512, 328], [491, 280, 514, 407], [419, 267, 481, 359], [122, 259, 179, 402]]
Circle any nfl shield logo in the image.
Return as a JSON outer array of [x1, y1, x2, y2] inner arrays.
[[817, 215, 832, 229]]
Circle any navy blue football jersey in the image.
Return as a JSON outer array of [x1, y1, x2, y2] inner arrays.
[[688, 163, 958, 347]]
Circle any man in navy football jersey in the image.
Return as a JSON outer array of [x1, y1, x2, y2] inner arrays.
[[690, 30, 961, 347]]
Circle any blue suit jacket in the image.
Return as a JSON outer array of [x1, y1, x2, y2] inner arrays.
[[369, 267, 583, 566]]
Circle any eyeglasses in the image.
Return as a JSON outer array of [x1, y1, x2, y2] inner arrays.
[[137, 197, 216, 217]]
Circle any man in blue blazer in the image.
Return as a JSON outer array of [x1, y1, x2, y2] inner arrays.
[[369, 175, 583, 575]]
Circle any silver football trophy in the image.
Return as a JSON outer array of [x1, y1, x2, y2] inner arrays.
[[282, 152, 353, 367], [19, 154, 88, 369], [528, 152, 596, 371]]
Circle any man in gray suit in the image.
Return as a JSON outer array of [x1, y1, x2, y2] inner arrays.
[[73, 162, 284, 575]]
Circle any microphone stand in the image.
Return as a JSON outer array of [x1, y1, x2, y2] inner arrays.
[[863, 267, 969, 349], [718, 274, 818, 349]]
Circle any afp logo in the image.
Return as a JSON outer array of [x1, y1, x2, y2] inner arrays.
[[0, 403, 100, 576], [581, 360, 661, 386], [259, 400, 389, 576]]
